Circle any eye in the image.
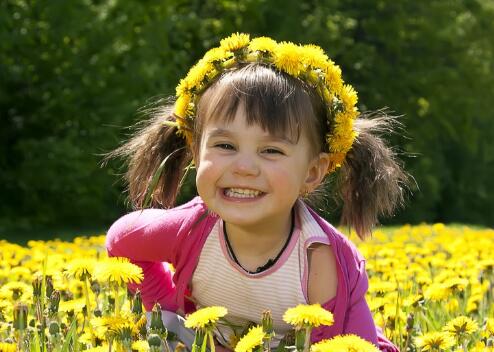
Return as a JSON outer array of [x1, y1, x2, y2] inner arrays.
[[215, 143, 235, 150], [262, 148, 284, 155]]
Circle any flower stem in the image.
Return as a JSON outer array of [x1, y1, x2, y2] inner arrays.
[[303, 327, 312, 352], [114, 285, 120, 316], [208, 331, 216, 352], [83, 277, 95, 345]]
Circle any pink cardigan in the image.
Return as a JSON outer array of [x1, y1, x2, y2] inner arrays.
[[106, 196, 398, 351]]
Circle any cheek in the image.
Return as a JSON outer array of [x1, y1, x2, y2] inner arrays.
[[195, 160, 218, 191]]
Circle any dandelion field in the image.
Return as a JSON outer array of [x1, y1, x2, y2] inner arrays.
[[0, 224, 493, 351]]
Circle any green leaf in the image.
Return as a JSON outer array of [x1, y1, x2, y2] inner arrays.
[[61, 318, 78, 352]]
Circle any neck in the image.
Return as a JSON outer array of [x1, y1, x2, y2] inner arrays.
[[224, 209, 293, 258]]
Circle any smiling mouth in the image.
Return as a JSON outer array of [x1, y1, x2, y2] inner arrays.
[[223, 188, 265, 199]]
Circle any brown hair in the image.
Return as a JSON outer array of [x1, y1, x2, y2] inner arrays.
[[103, 64, 411, 239]]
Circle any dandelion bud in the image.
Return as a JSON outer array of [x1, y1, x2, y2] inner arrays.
[[48, 290, 60, 315], [106, 295, 115, 313], [49, 321, 60, 335], [148, 333, 162, 350], [132, 290, 143, 316], [13, 302, 28, 331], [262, 310, 273, 335], [406, 313, 414, 332], [127, 287, 135, 300], [61, 290, 73, 301], [32, 276, 43, 299], [150, 303, 166, 332], [12, 288, 22, 301], [90, 280, 100, 295], [45, 276, 54, 297]]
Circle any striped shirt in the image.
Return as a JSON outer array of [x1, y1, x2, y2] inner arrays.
[[191, 200, 330, 347]]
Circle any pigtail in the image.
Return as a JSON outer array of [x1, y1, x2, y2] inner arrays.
[[102, 100, 193, 209], [336, 110, 412, 239]]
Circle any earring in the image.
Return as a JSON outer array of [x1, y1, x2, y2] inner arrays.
[[300, 188, 311, 198]]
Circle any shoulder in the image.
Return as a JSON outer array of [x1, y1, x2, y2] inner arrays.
[[106, 196, 210, 251], [307, 243, 338, 304], [303, 203, 368, 293], [304, 203, 365, 262]]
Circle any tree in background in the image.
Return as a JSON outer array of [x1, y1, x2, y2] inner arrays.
[[1, 0, 493, 235]]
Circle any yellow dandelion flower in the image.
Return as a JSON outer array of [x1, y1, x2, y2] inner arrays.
[[442, 316, 478, 336], [92, 314, 132, 337], [84, 345, 109, 352], [482, 318, 494, 338], [110, 320, 139, 340], [0, 342, 17, 352], [466, 294, 482, 313], [234, 325, 265, 352], [78, 331, 93, 345], [311, 334, 379, 352], [470, 341, 494, 352], [0, 281, 32, 301], [132, 340, 150, 352], [340, 84, 358, 111], [368, 280, 397, 295], [424, 283, 450, 301], [93, 257, 143, 286], [65, 258, 96, 280], [220, 32, 250, 52], [176, 78, 189, 96], [414, 331, 455, 351], [273, 42, 303, 76], [300, 44, 328, 68], [184, 306, 228, 330], [324, 63, 343, 91], [9, 266, 31, 281], [203, 47, 231, 63], [184, 60, 214, 91], [441, 277, 469, 291], [368, 297, 387, 311], [59, 298, 86, 313], [445, 298, 459, 313], [283, 304, 334, 328], [174, 93, 192, 119], [403, 294, 424, 308], [0, 299, 11, 315], [249, 37, 277, 53], [90, 317, 111, 340]]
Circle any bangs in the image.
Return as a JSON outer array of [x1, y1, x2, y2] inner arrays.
[[195, 64, 322, 147]]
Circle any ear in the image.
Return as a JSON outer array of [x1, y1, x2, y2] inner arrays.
[[303, 152, 330, 192]]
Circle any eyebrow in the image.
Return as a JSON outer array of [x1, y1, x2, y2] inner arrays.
[[207, 128, 295, 145]]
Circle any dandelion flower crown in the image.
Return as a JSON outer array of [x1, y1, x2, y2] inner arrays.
[[172, 33, 359, 173]]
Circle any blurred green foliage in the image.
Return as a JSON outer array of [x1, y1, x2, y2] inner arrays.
[[1, 0, 493, 236]]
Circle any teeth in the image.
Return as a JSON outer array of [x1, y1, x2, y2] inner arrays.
[[225, 188, 262, 198]]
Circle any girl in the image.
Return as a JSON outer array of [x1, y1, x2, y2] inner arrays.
[[105, 33, 409, 351]]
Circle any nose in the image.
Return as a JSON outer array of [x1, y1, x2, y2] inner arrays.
[[232, 152, 260, 177]]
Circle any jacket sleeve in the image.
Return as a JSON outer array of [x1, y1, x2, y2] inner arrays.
[[105, 197, 204, 311], [344, 253, 399, 352]]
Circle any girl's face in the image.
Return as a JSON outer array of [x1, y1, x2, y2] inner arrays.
[[195, 106, 329, 233]]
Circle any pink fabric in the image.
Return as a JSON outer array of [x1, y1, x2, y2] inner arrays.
[[106, 196, 399, 351]]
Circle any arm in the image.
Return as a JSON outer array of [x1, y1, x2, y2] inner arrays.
[[343, 258, 379, 343], [343, 258, 399, 352], [106, 208, 180, 311], [105, 198, 205, 311], [308, 245, 378, 344]]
